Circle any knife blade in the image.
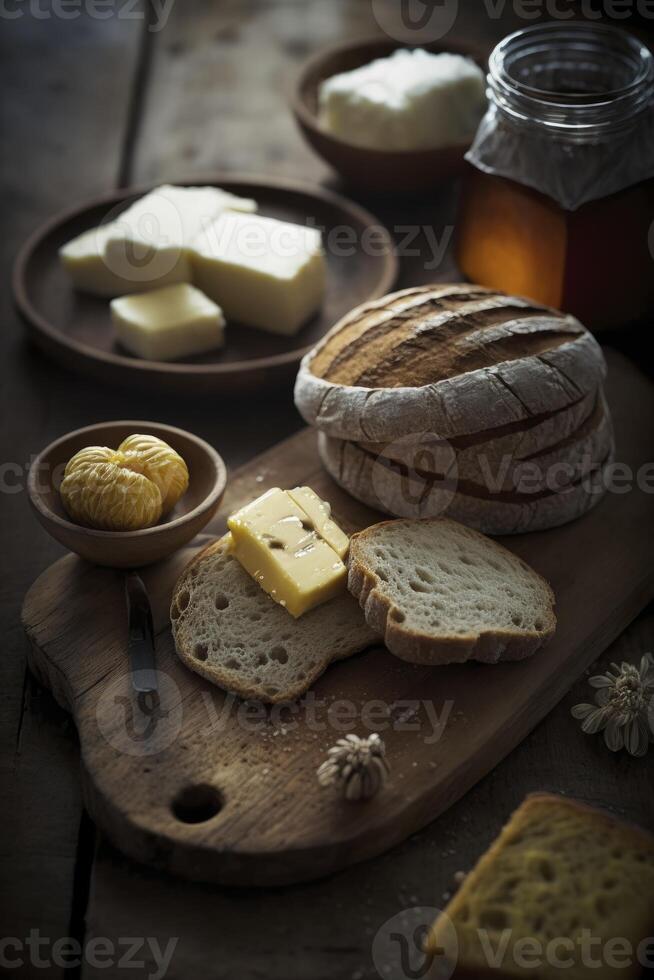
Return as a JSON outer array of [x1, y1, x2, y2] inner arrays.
[[124, 571, 159, 694]]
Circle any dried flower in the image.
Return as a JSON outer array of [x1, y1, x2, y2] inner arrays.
[[317, 733, 389, 801], [571, 654, 654, 756]]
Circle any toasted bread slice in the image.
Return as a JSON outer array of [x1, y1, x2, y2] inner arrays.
[[427, 793, 654, 980], [347, 518, 556, 665], [171, 535, 378, 703]]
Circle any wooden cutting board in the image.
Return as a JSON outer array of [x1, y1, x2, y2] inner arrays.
[[22, 350, 654, 887]]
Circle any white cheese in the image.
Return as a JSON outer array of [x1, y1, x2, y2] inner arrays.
[[318, 48, 486, 151], [103, 184, 257, 292], [110, 283, 225, 361], [60, 185, 257, 297], [227, 487, 347, 618], [191, 211, 325, 335], [287, 486, 349, 558], [59, 225, 130, 298]]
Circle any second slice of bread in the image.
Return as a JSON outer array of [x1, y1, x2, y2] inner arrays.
[[427, 793, 654, 980], [171, 536, 378, 703], [347, 518, 556, 665]]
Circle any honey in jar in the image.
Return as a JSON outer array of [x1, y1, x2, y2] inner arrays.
[[457, 23, 654, 330]]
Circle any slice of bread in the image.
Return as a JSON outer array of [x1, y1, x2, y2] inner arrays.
[[294, 284, 607, 443], [426, 793, 654, 980], [171, 536, 378, 703], [347, 518, 556, 665], [319, 431, 612, 535]]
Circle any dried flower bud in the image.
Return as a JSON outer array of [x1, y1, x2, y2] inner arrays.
[[317, 733, 389, 801]]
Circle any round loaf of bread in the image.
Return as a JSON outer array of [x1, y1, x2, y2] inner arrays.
[[357, 390, 612, 494], [294, 285, 607, 443], [318, 431, 613, 535]]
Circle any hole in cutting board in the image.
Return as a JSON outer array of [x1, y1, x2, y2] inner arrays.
[[171, 784, 223, 824]]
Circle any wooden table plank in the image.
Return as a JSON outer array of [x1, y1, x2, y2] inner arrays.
[[0, 7, 144, 973], [130, 0, 361, 184], [128, 0, 541, 187]]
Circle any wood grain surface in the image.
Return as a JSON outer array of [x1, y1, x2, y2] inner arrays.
[[21, 351, 654, 888], [3, 1, 654, 978]]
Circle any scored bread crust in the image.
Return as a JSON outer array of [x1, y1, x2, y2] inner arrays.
[[357, 389, 611, 493], [318, 431, 612, 535], [356, 387, 598, 474], [347, 518, 556, 665], [294, 285, 607, 443], [171, 536, 378, 704], [427, 792, 654, 980]]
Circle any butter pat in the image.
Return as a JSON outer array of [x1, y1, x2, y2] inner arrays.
[[110, 283, 225, 361], [319, 48, 486, 151], [59, 226, 131, 298], [192, 212, 325, 335], [227, 487, 348, 617], [104, 185, 257, 292], [287, 486, 349, 559], [60, 184, 257, 297]]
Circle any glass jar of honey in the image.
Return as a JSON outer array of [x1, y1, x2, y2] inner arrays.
[[456, 23, 654, 330]]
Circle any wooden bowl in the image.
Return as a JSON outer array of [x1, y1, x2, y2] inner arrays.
[[292, 36, 488, 193], [28, 421, 227, 568]]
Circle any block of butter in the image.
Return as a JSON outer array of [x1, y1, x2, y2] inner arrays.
[[319, 48, 486, 151], [227, 487, 348, 618], [287, 486, 349, 558], [192, 211, 326, 335], [59, 226, 135, 298], [59, 184, 257, 297], [110, 283, 225, 361]]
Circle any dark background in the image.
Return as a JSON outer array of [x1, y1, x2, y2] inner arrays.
[[1, 2, 653, 978]]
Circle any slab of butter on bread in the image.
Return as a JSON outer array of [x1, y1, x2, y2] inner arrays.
[[427, 793, 654, 980], [227, 487, 348, 618], [60, 184, 256, 297], [111, 283, 225, 361], [347, 517, 555, 665], [286, 486, 349, 558], [170, 535, 377, 703], [192, 211, 325, 335]]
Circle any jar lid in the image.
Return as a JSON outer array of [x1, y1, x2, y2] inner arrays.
[[466, 22, 654, 209], [489, 22, 654, 141]]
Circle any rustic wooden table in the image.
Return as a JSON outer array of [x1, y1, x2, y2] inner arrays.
[[2, 3, 653, 978]]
